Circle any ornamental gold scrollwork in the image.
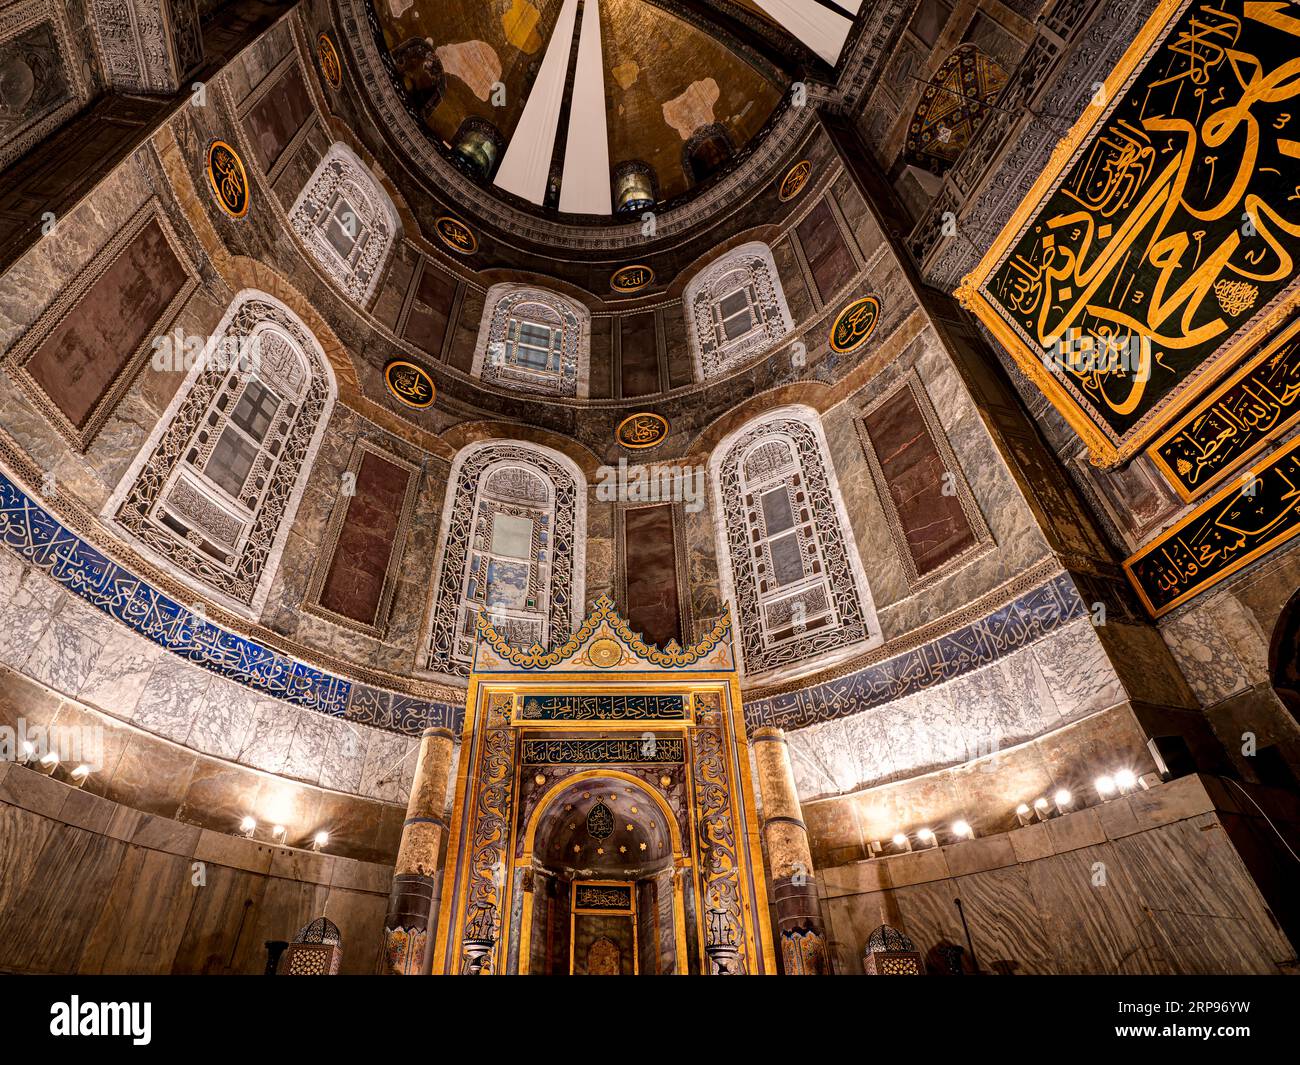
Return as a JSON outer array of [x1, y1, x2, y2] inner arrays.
[[692, 722, 747, 974], [459, 721, 516, 974]]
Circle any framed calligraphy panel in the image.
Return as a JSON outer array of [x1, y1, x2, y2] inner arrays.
[[956, 0, 1300, 466], [1125, 430, 1300, 616]]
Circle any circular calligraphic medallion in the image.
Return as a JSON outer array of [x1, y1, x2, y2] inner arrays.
[[610, 264, 654, 293], [779, 159, 812, 202], [207, 141, 249, 219], [435, 215, 477, 254], [384, 359, 436, 409], [317, 33, 342, 89], [615, 412, 668, 450], [829, 295, 881, 354], [588, 638, 622, 668]]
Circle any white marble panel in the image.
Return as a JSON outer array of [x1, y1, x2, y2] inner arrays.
[[318, 717, 370, 793], [359, 729, 418, 803], [839, 706, 896, 790], [785, 717, 855, 800], [131, 654, 210, 743], [1160, 597, 1255, 706], [186, 676, 262, 760], [283, 708, 333, 785], [1036, 618, 1125, 720], [0, 553, 60, 670], [77, 624, 163, 718], [24, 593, 112, 695], [237, 699, 301, 776]]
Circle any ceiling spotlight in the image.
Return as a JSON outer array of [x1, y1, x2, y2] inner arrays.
[[271, 824, 287, 845], [917, 827, 936, 847], [891, 832, 911, 852], [37, 750, 59, 775], [1054, 789, 1073, 813], [1094, 775, 1116, 798], [312, 830, 329, 853], [952, 820, 973, 839], [1015, 803, 1032, 827], [69, 764, 91, 789], [1033, 796, 1051, 821], [239, 816, 257, 838], [1114, 769, 1137, 792]]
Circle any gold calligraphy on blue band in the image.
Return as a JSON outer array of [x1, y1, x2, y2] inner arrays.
[[957, 0, 1300, 466], [384, 358, 436, 409], [610, 264, 654, 293], [829, 295, 880, 354], [1125, 431, 1300, 617], [206, 141, 249, 219]]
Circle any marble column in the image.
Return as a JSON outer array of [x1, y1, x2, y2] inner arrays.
[[384, 726, 455, 975], [752, 726, 830, 974]]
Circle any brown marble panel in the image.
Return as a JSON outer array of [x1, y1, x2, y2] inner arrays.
[[619, 312, 660, 397], [795, 197, 854, 304], [169, 862, 270, 973], [77, 846, 197, 974], [861, 382, 977, 577], [319, 451, 411, 627], [403, 262, 458, 359], [622, 504, 681, 648], [243, 63, 313, 173]]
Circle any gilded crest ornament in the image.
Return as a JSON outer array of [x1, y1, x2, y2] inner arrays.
[[615, 412, 668, 450], [435, 215, 477, 254], [610, 264, 654, 293], [206, 141, 249, 219], [384, 359, 436, 408], [317, 33, 342, 89], [587, 637, 623, 668], [778, 159, 811, 202], [829, 296, 880, 354]]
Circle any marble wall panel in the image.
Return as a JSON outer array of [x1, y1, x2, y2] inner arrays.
[[23, 592, 112, 696], [131, 653, 210, 745]]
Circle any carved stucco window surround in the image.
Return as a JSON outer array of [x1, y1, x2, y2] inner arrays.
[[103, 289, 337, 618], [684, 241, 793, 382], [710, 405, 882, 683], [289, 141, 401, 307], [422, 441, 586, 680], [470, 284, 590, 399]]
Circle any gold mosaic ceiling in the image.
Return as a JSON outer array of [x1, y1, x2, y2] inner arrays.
[[375, 0, 788, 202]]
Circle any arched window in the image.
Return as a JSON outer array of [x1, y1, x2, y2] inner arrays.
[[106, 290, 336, 614], [710, 406, 879, 679], [424, 441, 585, 676], [471, 284, 590, 399], [289, 142, 400, 306], [685, 241, 793, 381]]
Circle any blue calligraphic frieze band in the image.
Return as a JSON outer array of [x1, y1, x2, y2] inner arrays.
[[0, 471, 458, 736], [744, 572, 1086, 732]]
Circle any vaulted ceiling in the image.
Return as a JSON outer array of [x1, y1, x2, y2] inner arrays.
[[373, 0, 859, 212]]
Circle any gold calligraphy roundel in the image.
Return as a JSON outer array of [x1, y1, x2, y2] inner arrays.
[[317, 33, 342, 89], [206, 141, 249, 219], [829, 295, 881, 354], [610, 264, 654, 293], [384, 359, 436, 409], [779, 160, 812, 202], [615, 412, 668, 450], [435, 216, 478, 255]]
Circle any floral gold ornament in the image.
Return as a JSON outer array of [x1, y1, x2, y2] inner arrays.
[[317, 33, 342, 89], [384, 359, 436, 408], [610, 264, 654, 293], [206, 141, 249, 219], [615, 412, 668, 450], [954, 0, 1300, 468], [778, 159, 811, 202], [829, 295, 880, 353], [587, 637, 623, 668], [435, 215, 478, 254]]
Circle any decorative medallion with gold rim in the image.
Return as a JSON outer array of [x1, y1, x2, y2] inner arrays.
[[435, 215, 477, 255], [615, 412, 668, 450], [317, 33, 343, 89], [610, 264, 654, 294], [829, 295, 880, 354], [206, 141, 249, 219], [384, 358, 436, 408], [778, 159, 811, 202]]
